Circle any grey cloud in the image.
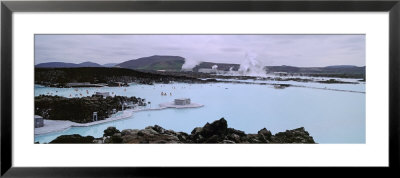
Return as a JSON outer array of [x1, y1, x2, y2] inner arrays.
[[35, 34, 365, 67], [155, 47, 183, 51], [220, 48, 242, 52]]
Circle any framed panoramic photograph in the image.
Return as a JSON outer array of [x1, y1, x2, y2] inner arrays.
[[33, 34, 365, 144], [1, 0, 400, 177]]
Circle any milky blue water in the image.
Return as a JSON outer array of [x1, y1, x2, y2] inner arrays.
[[34, 81, 365, 144]]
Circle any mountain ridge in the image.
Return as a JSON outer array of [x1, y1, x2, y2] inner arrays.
[[36, 56, 365, 76], [36, 61, 104, 68], [115, 55, 185, 71]]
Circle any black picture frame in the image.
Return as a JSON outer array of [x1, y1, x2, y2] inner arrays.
[[1, 0, 399, 177]]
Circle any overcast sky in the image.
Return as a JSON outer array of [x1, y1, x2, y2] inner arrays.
[[35, 34, 365, 67]]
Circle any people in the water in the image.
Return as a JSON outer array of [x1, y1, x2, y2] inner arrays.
[[160, 92, 171, 96]]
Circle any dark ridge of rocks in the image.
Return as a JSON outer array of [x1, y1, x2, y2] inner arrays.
[[34, 67, 208, 87], [48, 118, 315, 144], [119, 118, 315, 144], [103, 127, 121, 137], [49, 134, 94, 143], [317, 79, 358, 84], [271, 127, 315, 143]]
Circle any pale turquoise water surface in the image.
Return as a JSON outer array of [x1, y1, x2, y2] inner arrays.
[[34, 81, 365, 144]]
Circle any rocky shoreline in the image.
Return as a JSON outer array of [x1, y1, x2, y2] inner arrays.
[[35, 95, 147, 123], [48, 118, 316, 144]]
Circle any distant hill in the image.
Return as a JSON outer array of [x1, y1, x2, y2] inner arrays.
[[103, 63, 118, 67], [322, 65, 365, 75], [35, 58, 365, 78], [115, 55, 185, 71], [264, 65, 303, 73], [324, 65, 358, 69], [265, 65, 365, 74], [264, 65, 365, 78], [78, 62, 103, 67], [192, 62, 240, 72], [36, 61, 103, 68], [36, 62, 80, 68], [192, 63, 365, 77]]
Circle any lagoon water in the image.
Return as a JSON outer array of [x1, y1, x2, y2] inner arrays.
[[34, 81, 365, 144]]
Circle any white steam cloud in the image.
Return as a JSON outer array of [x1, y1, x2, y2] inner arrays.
[[238, 52, 267, 77], [181, 58, 201, 70]]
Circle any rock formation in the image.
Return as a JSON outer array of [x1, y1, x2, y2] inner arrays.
[[49, 134, 95, 143], [49, 118, 315, 144], [35, 95, 146, 123]]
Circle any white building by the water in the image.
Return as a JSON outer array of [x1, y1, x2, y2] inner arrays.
[[174, 98, 191, 105], [34, 115, 44, 128]]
